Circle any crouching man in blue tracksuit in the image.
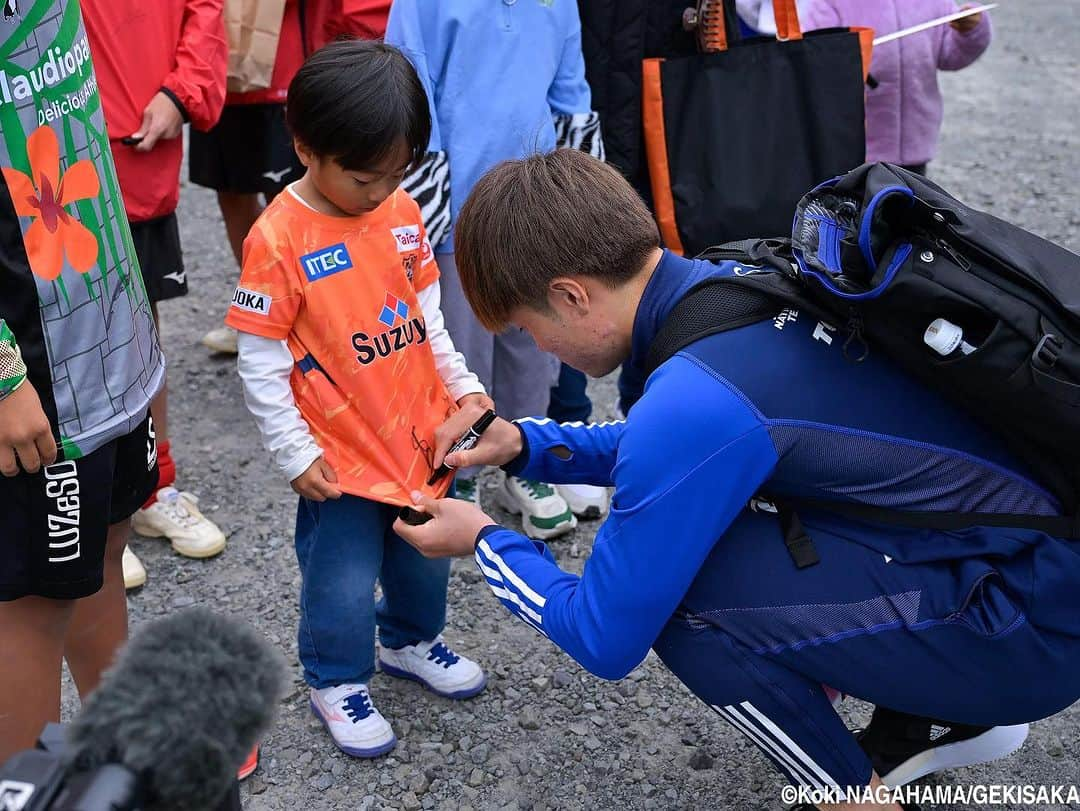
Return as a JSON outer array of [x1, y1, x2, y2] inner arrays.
[[393, 150, 1080, 811]]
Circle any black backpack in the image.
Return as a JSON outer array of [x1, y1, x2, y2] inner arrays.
[[646, 162, 1080, 540]]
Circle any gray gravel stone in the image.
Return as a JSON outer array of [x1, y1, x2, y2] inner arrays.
[[517, 707, 541, 730]]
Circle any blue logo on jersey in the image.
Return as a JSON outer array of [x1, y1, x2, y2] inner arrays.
[[378, 293, 409, 328], [299, 243, 353, 281]]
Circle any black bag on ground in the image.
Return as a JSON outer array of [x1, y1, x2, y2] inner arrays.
[[646, 163, 1080, 538]]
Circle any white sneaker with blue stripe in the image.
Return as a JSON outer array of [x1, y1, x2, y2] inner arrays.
[[309, 683, 396, 758], [378, 636, 486, 699]]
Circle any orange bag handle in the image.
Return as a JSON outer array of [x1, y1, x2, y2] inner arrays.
[[641, 58, 686, 257], [772, 0, 803, 42]]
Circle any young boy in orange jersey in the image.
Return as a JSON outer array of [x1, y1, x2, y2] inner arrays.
[[226, 41, 492, 758]]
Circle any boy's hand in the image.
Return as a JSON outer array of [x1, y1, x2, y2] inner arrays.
[[0, 380, 57, 476], [131, 91, 184, 152], [432, 393, 495, 469], [290, 457, 342, 501], [393, 492, 496, 558], [950, 5, 982, 33]]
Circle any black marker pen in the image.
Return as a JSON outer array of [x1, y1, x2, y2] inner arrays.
[[428, 409, 496, 485], [398, 409, 498, 526]]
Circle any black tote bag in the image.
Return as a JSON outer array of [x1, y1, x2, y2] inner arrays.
[[642, 0, 872, 256]]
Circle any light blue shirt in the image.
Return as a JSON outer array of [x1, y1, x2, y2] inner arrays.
[[385, 0, 593, 252]]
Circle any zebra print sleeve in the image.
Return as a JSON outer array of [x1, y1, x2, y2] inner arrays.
[[401, 150, 452, 249], [553, 111, 606, 161]]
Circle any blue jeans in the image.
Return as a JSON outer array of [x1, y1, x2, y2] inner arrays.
[[294, 494, 451, 688], [547, 363, 592, 423]]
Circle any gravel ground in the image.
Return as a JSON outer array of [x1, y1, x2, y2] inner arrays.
[[62, 1, 1079, 808]]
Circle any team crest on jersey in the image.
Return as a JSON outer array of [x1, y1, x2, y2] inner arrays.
[[351, 292, 427, 366], [299, 243, 353, 282]]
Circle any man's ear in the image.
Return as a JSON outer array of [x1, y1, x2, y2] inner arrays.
[[548, 278, 590, 317]]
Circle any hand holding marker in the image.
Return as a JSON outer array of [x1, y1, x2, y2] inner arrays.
[[399, 409, 497, 525]]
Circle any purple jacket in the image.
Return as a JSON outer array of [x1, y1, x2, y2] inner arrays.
[[801, 1, 992, 165]]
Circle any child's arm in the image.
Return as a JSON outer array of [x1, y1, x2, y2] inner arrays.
[[938, 2, 992, 71], [0, 319, 56, 476], [160, 0, 227, 132], [548, 10, 605, 161], [226, 228, 339, 500], [235, 333, 330, 490]]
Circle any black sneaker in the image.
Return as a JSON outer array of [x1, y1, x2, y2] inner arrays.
[[857, 706, 1029, 786]]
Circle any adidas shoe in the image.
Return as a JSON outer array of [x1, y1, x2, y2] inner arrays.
[[379, 636, 486, 699], [857, 706, 1029, 786], [310, 684, 396, 758], [201, 325, 239, 355], [122, 545, 146, 590], [453, 475, 480, 507], [555, 483, 610, 520], [132, 486, 226, 558], [496, 476, 576, 540]]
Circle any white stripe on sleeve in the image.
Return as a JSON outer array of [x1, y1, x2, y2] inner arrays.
[[476, 539, 548, 609]]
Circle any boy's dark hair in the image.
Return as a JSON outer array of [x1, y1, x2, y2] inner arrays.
[[286, 40, 431, 171], [455, 149, 660, 331]]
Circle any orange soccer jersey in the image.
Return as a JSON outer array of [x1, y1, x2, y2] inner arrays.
[[226, 187, 456, 506]]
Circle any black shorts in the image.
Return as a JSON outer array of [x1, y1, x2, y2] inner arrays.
[[131, 212, 186, 303], [0, 414, 158, 601], [189, 103, 303, 197]]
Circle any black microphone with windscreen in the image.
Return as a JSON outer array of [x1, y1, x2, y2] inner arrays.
[[0, 607, 287, 811]]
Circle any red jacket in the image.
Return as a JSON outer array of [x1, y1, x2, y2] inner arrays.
[[82, 0, 228, 222], [229, 0, 391, 105]]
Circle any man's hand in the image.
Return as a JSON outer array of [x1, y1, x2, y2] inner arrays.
[[290, 457, 342, 501], [432, 399, 523, 472], [130, 91, 185, 153], [950, 5, 982, 33], [393, 492, 497, 558], [0, 380, 57, 476], [432, 393, 495, 469]]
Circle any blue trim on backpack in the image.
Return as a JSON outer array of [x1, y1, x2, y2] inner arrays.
[[797, 243, 914, 302], [816, 216, 842, 273], [858, 185, 915, 271]]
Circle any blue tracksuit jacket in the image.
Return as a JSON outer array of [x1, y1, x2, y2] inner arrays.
[[472, 249, 1080, 788]]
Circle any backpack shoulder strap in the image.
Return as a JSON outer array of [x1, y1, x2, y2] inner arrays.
[[644, 270, 827, 377]]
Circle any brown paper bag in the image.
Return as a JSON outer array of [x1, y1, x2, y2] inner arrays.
[[225, 0, 288, 93]]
